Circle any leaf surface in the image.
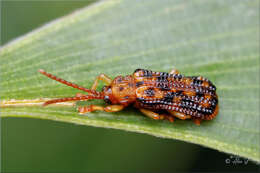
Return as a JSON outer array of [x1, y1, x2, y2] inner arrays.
[[1, 0, 259, 162]]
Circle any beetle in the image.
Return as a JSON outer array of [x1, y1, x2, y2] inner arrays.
[[39, 68, 218, 125]]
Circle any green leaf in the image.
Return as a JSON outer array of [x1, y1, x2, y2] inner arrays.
[[1, 0, 259, 162]]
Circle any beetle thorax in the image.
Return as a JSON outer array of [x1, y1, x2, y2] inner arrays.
[[104, 75, 136, 106]]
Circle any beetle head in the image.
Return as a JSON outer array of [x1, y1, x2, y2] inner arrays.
[[102, 75, 136, 106]]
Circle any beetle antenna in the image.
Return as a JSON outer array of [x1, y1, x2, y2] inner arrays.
[[43, 95, 104, 106], [38, 69, 100, 95]]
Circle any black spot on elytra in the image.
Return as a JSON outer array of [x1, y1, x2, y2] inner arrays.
[[163, 92, 175, 103], [144, 88, 155, 97], [175, 90, 183, 96], [193, 78, 203, 86], [157, 82, 170, 90], [143, 70, 153, 77], [119, 87, 124, 91], [195, 92, 204, 98], [174, 74, 183, 80], [156, 72, 169, 82], [136, 81, 144, 87], [210, 97, 218, 107], [157, 76, 167, 81], [134, 69, 152, 77], [208, 81, 217, 91]]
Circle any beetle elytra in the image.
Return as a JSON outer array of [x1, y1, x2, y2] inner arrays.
[[39, 69, 218, 125]]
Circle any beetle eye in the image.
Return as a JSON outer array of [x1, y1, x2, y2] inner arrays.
[[104, 95, 112, 104]]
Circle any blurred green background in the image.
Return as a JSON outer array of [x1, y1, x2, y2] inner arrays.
[[1, 1, 259, 172]]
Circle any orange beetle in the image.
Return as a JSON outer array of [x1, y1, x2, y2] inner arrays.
[[39, 68, 218, 125]]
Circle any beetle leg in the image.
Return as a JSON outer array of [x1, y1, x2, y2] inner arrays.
[[192, 118, 202, 126], [169, 111, 202, 125], [168, 111, 191, 120], [139, 109, 174, 122], [91, 74, 112, 90], [78, 105, 124, 114], [139, 108, 162, 120], [161, 114, 175, 122], [169, 69, 180, 75]]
